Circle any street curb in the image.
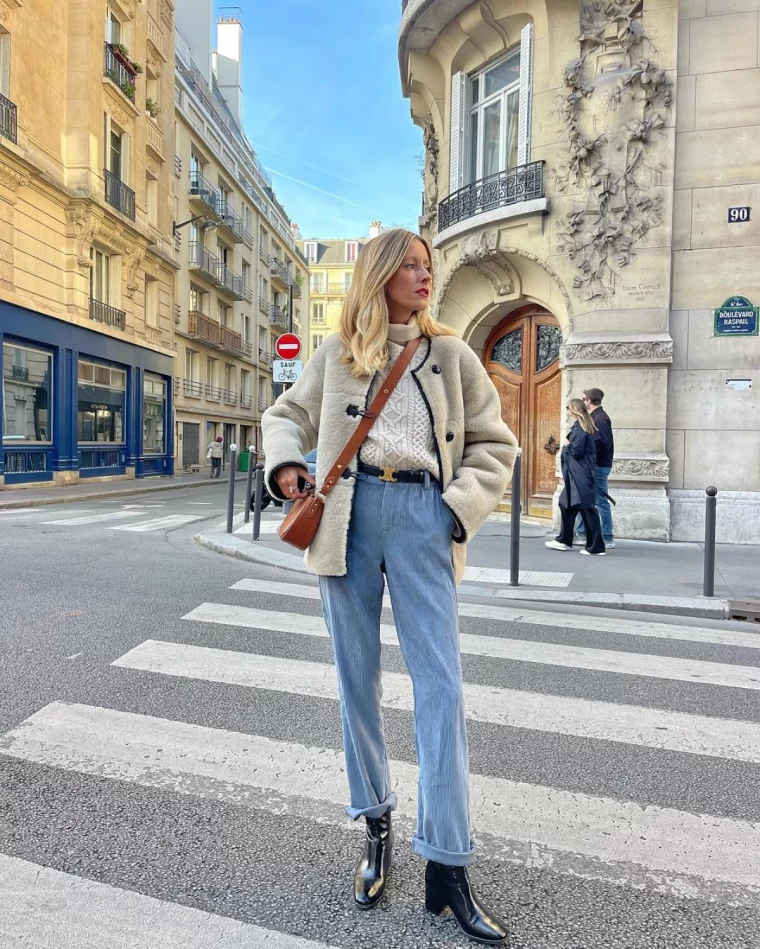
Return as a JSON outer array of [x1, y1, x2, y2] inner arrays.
[[0, 475, 248, 510], [195, 531, 732, 620]]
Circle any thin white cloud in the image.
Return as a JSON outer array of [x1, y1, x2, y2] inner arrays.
[[266, 168, 378, 214]]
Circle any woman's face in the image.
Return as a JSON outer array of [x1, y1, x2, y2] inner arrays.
[[385, 238, 432, 315]]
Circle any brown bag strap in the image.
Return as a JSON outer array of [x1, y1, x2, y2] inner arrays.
[[316, 337, 423, 500]]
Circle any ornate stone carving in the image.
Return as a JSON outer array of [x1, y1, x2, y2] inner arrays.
[[146, 46, 162, 77], [66, 205, 100, 270], [422, 115, 439, 231], [0, 0, 24, 24], [562, 339, 673, 363], [146, 155, 160, 177], [553, 0, 672, 301], [160, 0, 174, 29], [104, 89, 133, 129], [434, 229, 517, 310], [0, 159, 29, 192], [612, 457, 669, 480], [125, 246, 144, 299]]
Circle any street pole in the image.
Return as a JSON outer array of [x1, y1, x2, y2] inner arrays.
[[253, 463, 264, 541], [509, 448, 522, 587], [287, 280, 293, 335], [703, 486, 718, 597], [226, 443, 237, 534], [243, 445, 256, 525]]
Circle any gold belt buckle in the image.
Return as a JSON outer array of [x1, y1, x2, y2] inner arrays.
[[379, 466, 398, 483]]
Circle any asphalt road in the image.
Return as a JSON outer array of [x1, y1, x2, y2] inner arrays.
[[1, 484, 759, 948]]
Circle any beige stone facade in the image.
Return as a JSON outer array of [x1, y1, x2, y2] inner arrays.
[[399, 0, 759, 542], [172, 10, 309, 471], [1, 0, 178, 488]]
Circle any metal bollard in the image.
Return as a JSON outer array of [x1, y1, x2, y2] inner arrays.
[[243, 446, 256, 525], [509, 448, 522, 586], [703, 486, 718, 597], [252, 463, 264, 541], [226, 444, 237, 534]]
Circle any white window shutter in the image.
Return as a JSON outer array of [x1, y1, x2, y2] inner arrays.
[[517, 22, 534, 166], [0, 33, 11, 98], [449, 70, 465, 195]]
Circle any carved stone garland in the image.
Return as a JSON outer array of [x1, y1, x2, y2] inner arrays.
[[422, 116, 439, 232], [553, 0, 672, 301]]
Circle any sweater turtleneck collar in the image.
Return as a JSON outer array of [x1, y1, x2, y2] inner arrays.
[[386, 316, 422, 346]]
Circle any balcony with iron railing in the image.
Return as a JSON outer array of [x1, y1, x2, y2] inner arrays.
[[104, 168, 136, 220], [258, 349, 273, 368], [188, 242, 223, 285], [0, 92, 17, 145], [222, 389, 238, 405], [103, 43, 137, 103], [189, 169, 222, 219], [182, 379, 203, 397], [270, 304, 288, 329], [218, 202, 253, 248], [186, 310, 245, 357], [206, 384, 222, 401], [241, 339, 253, 357], [269, 256, 290, 289], [434, 161, 547, 247], [258, 295, 270, 316], [216, 263, 246, 302], [90, 298, 126, 331], [240, 393, 253, 409], [311, 283, 349, 296]]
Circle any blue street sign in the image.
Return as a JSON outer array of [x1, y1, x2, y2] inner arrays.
[[713, 296, 759, 337]]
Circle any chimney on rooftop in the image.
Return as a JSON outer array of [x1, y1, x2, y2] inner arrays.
[[368, 221, 384, 239], [216, 11, 243, 122]]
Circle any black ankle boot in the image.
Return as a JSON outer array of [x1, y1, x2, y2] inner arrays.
[[425, 861, 508, 944], [354, 812, 393, 909]]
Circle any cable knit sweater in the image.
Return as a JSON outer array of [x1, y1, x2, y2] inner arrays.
[[359, 317, 439, 476]]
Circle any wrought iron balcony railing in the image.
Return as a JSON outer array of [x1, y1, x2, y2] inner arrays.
[[258, 349, 272, 367], [258, 295, 269, 316], [183, 379, 203, 397], [89, 297, 127, 330], [437, 161, 545, 232], [189, 170, 221, 217], [240, 393, 253, 409], [103, 168, 136, 220], [216, 264, 245, 301], [11, 365, 29, 381], [0, 92, 17, 144], [222, 389, 238, 404], [103, 43, 137, 102], [270, 304, 288, 329], [218, 202, 253, 247], [188, 242, 222, 285], [206, 384, 222, 401]]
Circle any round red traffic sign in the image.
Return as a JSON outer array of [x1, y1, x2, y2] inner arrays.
[[275, 333, 301, 360]]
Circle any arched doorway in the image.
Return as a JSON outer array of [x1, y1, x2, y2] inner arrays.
[[485, 306, 562, 518]]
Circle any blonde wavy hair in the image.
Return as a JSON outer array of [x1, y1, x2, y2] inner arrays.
[[338, 228, 457, 377], [567, 398, 598, 435]]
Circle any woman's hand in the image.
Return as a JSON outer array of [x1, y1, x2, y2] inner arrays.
[[275, 465, 316, 500]]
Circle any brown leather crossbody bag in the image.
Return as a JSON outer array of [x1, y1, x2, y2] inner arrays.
[[278, 338, 422, 550]]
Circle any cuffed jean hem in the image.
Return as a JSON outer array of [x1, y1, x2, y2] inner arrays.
[[345, 792, 398, 821], [411, 835, 476, 867]]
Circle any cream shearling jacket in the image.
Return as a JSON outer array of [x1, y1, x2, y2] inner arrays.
[[261, 332, 518, 584]]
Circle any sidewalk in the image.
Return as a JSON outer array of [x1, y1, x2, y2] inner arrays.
[[0, 470, 247, 509], [196, 512, 760, 620]]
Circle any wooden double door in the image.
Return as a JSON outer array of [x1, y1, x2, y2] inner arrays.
[[485, 307, 562, 517]]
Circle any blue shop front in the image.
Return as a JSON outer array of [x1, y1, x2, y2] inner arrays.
[[1, 301, 174, 488]]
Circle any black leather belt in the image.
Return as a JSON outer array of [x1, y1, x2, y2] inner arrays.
[[356, 462, 433, 484]]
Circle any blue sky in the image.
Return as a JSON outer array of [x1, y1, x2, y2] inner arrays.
[[215, 1, 423, 240]]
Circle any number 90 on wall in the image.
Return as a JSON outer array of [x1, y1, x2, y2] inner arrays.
[[727, 206, 751, 223]]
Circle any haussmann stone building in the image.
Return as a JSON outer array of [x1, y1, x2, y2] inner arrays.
[[398, 0, 760, 543]]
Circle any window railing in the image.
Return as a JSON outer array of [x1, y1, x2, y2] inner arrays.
[[188, 242, 222, 284], [4, 451, 47, 474], [437, 161, 545, 232], [222, 389, 237, 404], [11, 365, 29, 381], [269, 256, 290, 285], [241, 339, 253, 356], [206, 384, 222, 401], [189, 169, 221, 216], [183, 379, 203, 397], [270, 304, 288, 329], [258, 295, 269, 316], [220, 325, 244, 355], [188, 309, 222, 345], [258, 397, 269, 412], [218, 202, 253, 247], [258, 349, 272, 367], [90, 297, 127, 330], [103, 43, 137, 102], [103, 168, 136, 220], [0, 92, 17, 145], [240, 393, 253, 409], [311, 283, 348, 295], [217, 264, 245, 301]]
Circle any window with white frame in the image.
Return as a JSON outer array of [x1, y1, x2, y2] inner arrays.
[[343, 271, 352, 291], [90, 247, 116, 304], [304, 241, 318, 263], [449, 24, 533, 195], [310, 272, 325, 293], [184, 348, 199, 382], [105, 7, 122, 45], [312, 303, 324, 324], [345, 242, 358, 263], [312, 334, 324, 351]]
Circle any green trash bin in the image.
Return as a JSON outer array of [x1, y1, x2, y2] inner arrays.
[[239, 451, 249, 472]]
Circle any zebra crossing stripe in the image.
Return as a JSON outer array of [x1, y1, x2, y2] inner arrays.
[[43, 510, 145, 526], [2, 702, 759, 891], [110, 514, 204, 532], [229, 578, 760, 651], [0, 853, 342, 949], [113, 640, 760, 764], [183, 602, 760, 691]]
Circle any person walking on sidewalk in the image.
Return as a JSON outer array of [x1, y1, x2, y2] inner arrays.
[[576, 387, 615, 548], [262, 229, 517, 944], [547, 398, 606, 556], [206, 435, 223, 478]]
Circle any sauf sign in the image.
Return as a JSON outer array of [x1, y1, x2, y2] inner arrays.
[[273, 334, 303, 384]]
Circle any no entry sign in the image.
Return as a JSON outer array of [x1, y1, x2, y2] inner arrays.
[[275, 333, 301, 360]]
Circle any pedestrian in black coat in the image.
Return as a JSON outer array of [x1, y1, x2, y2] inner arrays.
[[546, 399, 606, 556]]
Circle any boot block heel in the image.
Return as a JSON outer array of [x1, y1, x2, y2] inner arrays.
[[424, 886, 448, 916]]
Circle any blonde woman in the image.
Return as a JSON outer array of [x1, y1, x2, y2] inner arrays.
[[262, 229, 517, 944], [546, 398, 606, 555]]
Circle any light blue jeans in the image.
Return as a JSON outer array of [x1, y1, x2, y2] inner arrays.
[[319, 473, 475, 866]]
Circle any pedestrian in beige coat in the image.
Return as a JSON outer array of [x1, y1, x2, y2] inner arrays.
[[262, 229, 517, 944]]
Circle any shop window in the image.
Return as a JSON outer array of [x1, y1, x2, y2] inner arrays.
[[143, 374, 166, 454], [2, 343, 53, 443], [77, 359, 126, 443]]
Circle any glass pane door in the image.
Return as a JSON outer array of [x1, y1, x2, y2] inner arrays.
[[483, 102, 501, 179]]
